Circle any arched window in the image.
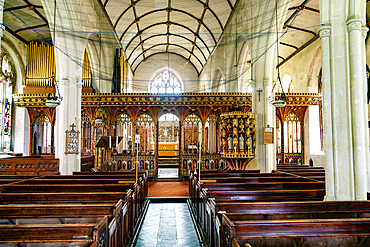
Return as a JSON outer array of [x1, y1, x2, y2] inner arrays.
[[280, 74, 294, 93], [150, 71, 181, 94], [0, 55, 13, 152]]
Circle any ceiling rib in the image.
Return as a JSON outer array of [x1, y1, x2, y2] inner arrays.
[[22, 0, 48, 23], [288, 6, 319, 13], [114, 0, 224, 31], [15, 24, 48, 33], [4, 5, 43, 12], [127, 33, 207, 61], [280, 42, 298, 50], [4, 26, 28, 44], [283, 0, 309, 28], [226, 0, 233, 9], [284, 25, 316, 36], [133, 52, 200, 75], [130, 43, 204, 67], [124, 22, 211, 54], [120, 8, 221, 41]]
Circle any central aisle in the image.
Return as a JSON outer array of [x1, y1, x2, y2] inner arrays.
[[135, 203, 201, 247]]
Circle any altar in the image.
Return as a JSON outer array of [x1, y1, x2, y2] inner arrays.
[[151, 142, 179, 156]]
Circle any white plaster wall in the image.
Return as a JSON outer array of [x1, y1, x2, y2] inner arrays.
[[133, 53, 199, 93], [278, 41, 321, 92], [304, 105, 325, 166]]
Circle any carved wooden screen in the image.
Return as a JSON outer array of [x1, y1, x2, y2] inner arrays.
[[276, 107, 307, 165], [32, 115, 52, 155], [136, 114, 154, 154], [114, 114, 132, 154], [81, 112, 92, 156]]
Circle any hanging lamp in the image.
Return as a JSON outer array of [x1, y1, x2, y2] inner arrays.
[[270, 0, 287, 108], [45, 73, 63, 107], [45, 0, 63, 107]]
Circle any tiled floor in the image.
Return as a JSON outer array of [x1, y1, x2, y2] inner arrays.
[[158, 168, 179, 179], [135, 203, 200, 247]]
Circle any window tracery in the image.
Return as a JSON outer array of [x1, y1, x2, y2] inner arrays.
[[150, 71, 181, 94]]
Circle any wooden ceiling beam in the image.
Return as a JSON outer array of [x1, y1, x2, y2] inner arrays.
[[4, 5, 43, 12], [14, 23, 49, 33], [4, 26, 28, 44], [22, 0, 48, 23], [285, 25, 317, 36], [280, 42, 298, 50], [277, 34, 319, 68], [288, 6, 319, 13]]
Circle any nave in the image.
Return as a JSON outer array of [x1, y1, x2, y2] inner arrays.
[[2, 163, 370, 246], [135, 202, 201, 247]]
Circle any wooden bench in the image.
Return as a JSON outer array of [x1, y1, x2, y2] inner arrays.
[[210, 200, 370, 247], [0, 215, 108, 246], [81, 155, 95, 171], [223, 215, 370, 247], [0, 200, 127, 247]]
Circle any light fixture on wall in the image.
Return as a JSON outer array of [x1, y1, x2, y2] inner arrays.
[[45, 73, 63, 107]]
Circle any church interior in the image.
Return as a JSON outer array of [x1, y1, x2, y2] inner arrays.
[[0, 0, 370, 246]]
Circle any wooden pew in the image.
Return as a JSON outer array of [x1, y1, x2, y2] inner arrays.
[[189, 171, 317, 207], [0, 200, 127, 247], [188, 170, 326, 246], [210, 200, 370, 247], [223, 214, 370, 247], [0, 215, 109, 246]]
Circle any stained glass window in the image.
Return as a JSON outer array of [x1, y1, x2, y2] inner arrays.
[[0, 56, 12, 152], [150, 71, 181, 94]]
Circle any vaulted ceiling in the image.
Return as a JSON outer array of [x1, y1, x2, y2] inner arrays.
[[2, 0, 359, 76], [103, 0, 237, 74]]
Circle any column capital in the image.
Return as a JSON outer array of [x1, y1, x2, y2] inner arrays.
[[61, 78, 69, 87], [318, 25, 331, 39], [263, 77, 270, 87], [76, 81, 83, 89], [346, 19, 362, 33], [362, 26, 369, 40]]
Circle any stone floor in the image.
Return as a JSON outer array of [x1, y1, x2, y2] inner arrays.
[[157, 168, 178, 179], [135, 203, 200, 247]]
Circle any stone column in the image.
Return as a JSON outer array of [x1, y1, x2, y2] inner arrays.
[[318, 25, 335, 201], [362, 26, 370, 194], [253, 76, 275, 173], [55, 76, 82, 175], [347, 19, 368, 200], [263, 77, 275, 173]]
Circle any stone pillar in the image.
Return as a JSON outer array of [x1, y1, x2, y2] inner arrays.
[[318, 25, 335, 201], [362, 26, 370, 194], [55, 76, 82, 175], [347, 18, 368, 200], [263, 77, 275, 173], [253, 76, 275, 173], [318, 0, 369, 200]]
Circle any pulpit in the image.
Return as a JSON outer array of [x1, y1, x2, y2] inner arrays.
[[95, 136, 123, 172]]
